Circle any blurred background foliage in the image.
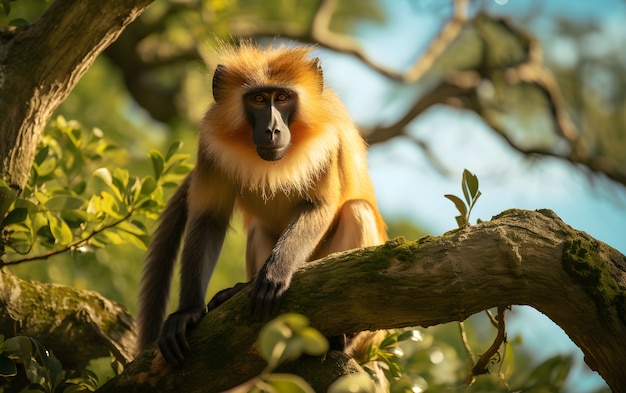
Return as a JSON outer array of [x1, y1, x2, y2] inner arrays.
[[1, 0, 622, 391]]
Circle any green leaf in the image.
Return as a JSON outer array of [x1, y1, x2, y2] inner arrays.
[[93, 167, 113, 186], [30, 337, 53, 371], [136, 199, 159, 211], [139, 176, 157, 197], [129, 177, 142, 204], [149, 150, 165, 180], [444, 194, 467, 218], [165, 141, 183, 161], [14, 199, 38, 213], [98, 191, 123, 219], [297, 327, 328, 356], [258, 319, 292, 367], [463, 169, 480, 199], [44, 196, 84, 211], [72, 180, 87, 194], [264, 373, 316, 393], [55, 115, 68, 130], [526, 355, 572, 388], [397, 329, 422, 343], [279, 338, 305, 366], [61, 209, 90, 228], [455, 215, 466, 228], [122, 232, 150, 250], [0, 184, 17, 219], [100, 230, 125, 245], [328, 373, 375, 393], [47, 212, 73, 245], [2, 336, 33, 370], [280, 313, 310, 331], [116, 220, 148, 236], [1, 0, 11, 15], [33, 146, 50, 166], [0, 356, 17, 377], [8, 18, 28, 27], [111, 167, 130, 198], [461, 173, 471, 207], [33, 154, 58, 178], [1, 207, 28, 227]]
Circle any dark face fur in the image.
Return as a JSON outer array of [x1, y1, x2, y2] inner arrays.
[[243, 86, 297, 161]]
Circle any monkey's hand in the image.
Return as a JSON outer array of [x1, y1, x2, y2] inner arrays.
[[249, 265, 290, 321], [207, 282, 247, 311], [158, 305, 206, 366]]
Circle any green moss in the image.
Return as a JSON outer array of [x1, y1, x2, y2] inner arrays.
[[562, 237, 626, 324]]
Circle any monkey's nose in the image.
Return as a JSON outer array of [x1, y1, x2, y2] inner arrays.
[[265, 129, 280, 142]]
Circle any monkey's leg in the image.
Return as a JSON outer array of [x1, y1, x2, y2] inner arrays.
[[313, 199, 384, 258], [314, 200, 389, 392]]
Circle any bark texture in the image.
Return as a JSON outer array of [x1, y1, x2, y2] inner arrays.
[[0, 0, 153, 191], [0, 269, 136, 369], [99, 209, 626, 392]]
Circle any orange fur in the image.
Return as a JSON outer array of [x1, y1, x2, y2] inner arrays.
[[139, 41, 388, 390], [198, 42, 386, 244]]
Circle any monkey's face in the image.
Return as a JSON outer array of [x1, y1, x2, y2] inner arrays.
[[243, 87, 296, 161]]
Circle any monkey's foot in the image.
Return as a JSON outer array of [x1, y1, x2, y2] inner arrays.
[[207, 282, 247, 311]]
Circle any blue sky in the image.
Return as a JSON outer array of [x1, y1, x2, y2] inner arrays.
[[316, 0, 625, 391]]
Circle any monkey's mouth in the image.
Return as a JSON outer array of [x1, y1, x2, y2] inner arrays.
[[257, 146, 288, 161]]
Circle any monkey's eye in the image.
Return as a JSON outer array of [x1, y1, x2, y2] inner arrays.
[[275, 92, 289, 102], [252, 94, 265, 103]]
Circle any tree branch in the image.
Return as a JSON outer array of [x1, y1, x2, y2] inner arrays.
[[0, 0, 153, 191], [100, 209, 625, 392], [0, 269, 136, 369]]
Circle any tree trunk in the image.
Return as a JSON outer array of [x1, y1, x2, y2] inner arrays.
[[0, 0, 153, 192], [0, 0, 152, 374], [98, 209, 626, 393]]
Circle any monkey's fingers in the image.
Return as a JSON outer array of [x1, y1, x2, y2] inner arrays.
[[158, 308, 205, 366], [158, 332, 187, 367], [250, 279, 283, 321], [207, 282, 247, 311]]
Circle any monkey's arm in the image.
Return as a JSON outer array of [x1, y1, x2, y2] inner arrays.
[[250, 201, 335, 321], [137, 176, 191, 353], [159, 169, 234, 366]]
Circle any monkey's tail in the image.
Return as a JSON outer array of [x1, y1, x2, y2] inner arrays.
[[136, 175, 191, 355]]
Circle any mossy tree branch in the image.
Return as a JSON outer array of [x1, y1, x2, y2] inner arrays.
[[99, 209, 626, 393], [0, 270, 136, 370]]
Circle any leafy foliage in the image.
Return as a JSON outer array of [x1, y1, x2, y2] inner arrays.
[[444, 169, 482, 228], [0, 335, 100, 392], [0, 0, 48, 27], [228, 313, 332, 393], [0, 116, 191, 390], [0, 116, 192, 266]]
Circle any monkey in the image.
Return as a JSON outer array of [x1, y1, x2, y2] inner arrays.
[[137, 42, 388, 369]]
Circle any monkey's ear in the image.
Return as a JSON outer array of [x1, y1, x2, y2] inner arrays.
[[212, 64, 226, 102], [311, 58, 324, 91]]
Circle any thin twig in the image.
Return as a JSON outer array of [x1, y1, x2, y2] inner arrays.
[[484, 309, 498, 328], [310, 0, 469, 83], [2, 210, 134, 267], [465, 305, 508, 384], [458, 321, 476, 364]]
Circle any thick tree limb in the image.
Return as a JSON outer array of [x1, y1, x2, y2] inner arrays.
[[99, 209, 625, 392], [0, 0, 153, 191], [0, 269, 136, 369]]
